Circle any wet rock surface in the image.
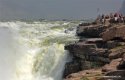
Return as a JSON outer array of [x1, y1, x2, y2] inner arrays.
[[76, 25, 107, 38], [64, 20, 125, 80]]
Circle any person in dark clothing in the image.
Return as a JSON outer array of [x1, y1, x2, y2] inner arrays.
[[114, 13, 119, 23], [101, 14, 105, 24], [123, 16, 125, 24]]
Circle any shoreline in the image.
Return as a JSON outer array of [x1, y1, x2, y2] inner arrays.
[[63, 15, 125, 80]]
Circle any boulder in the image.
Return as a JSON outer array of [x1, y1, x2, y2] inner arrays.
[[109, 46, 125, 60], [65, 42, 97, 59], [80, 61, 106, 70], [64, 61, 81, 77], [118, 54, 125, 69], [105, 41, 125, 49], [64, 40, 109, 77], [102, 58, 122, 72], [101, 25, 125, 41], [64, 59, 104, 78], [104, 70, 125, 80], [78, 23, 91, 26], [105, 70, 125, 77], [64, 23, 125, 80], [65, 69, 102, 80], [99, 70, 125, 80], [82, 38, 107, 48], [80, 61, 93, 70], [76, 25, 107, 37], [65, 42, 109, 64]]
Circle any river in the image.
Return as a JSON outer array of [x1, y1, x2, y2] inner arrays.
[[0, 21, 79, 80]]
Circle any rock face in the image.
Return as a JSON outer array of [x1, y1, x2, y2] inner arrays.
[[108, 46, 125, 60], [64, 61, 81, 77], [118, 54, 125, 69], [64, 21, 125, 80], [101, 25, 125, 41], [64, 39, 109, 77], [105, 41, 125, 49], [65, 69, 102, 80], [100, 70, 125, 80], [65, 41, 109, 63], [102, 58, 122, 72], [76, 25, 107, 37]]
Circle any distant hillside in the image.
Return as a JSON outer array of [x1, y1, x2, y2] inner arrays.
[[120, 0, 125, 14]]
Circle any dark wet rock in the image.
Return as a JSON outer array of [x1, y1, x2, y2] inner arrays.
[[76, 25, 107, 37], [105, 70, 125, 77], [118, 54, 125, 69], [80, 61, 93, 70], [65, 42, 97, 59], [64, 40, 110, 77], [64, 61, 81, 78], [101, 25, 125, 41], [105, 41, 125, 49], [82, 38, 107, 48], [88, 70, 125, 80], [64, 57, 106, 78], [80, 61, 105, 70], [102, 70, 125, 80], [78, 23, 91, 26], [65, 40, 109, 61]]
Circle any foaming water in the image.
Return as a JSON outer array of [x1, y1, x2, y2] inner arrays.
[[0, 27, 16, 80], [0, 21, 79, 80]]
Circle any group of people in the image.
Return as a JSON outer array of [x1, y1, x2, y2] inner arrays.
[[96, 13, 125, 25]]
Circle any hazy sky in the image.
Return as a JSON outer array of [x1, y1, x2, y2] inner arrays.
[[120, 0, 125, 14], [0, 0, 124, 20]]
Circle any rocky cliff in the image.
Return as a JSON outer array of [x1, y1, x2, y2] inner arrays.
[[64, 20, 125, 80]]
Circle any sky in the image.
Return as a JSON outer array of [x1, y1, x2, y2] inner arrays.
[[120, 0, 125, 14], [0, 0, 124, 20]]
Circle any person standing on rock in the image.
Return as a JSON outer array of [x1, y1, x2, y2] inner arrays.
[[123, 16, 125, 24], [109, 13, 114, 24], [119, 13, 124, 23], [101, 14, 105, 24], [114, 13, 119, 23], [104, 14, 110, 26]]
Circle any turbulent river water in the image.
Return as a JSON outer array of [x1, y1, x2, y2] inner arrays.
[[0, 21, 79, 80]]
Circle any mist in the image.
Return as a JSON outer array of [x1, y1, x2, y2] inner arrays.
[[0, 27, 16, 80]]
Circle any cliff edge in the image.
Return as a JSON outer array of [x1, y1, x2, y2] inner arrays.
[[64, 13, 125, 80]]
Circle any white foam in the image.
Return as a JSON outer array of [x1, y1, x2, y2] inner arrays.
[[0, 21, 78, 80]]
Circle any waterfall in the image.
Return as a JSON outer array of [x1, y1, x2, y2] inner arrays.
[[0, 21, 78, 80], [0, 27, 16, 80]]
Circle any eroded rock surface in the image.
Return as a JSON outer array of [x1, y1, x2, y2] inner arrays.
[[76, 25, 107, 38], [101, 25, 125, 41], [64, 22, 125, 80]]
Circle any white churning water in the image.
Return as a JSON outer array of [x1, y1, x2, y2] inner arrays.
[[0, 21, 79, 80]]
